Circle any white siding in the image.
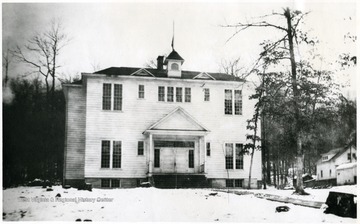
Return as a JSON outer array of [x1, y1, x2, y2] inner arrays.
[[81, 75, 260, 180], [64, 86, 86, 180]]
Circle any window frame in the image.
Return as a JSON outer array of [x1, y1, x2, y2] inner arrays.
[[138, 85, 145, 99], [176, 87, 183, 102], [185, 87, 191, 103], [154, 148, 160, 168], [113, 84, 122, 111], [224, 89, 233, 115], [101, 140, 111, 168], [225, 143, 234, 169], [234, 90, 242, 115], [204, 88, 210, 101], [112, 141, 122, 168], [189, 149, 194, 168], [167, 86, 174, 102], [158, 86, 165, 102], [235, 143, 244, 170], [206, 142, 211, 156], [102, 83, 112, 110], [138, 141, 144, 156]]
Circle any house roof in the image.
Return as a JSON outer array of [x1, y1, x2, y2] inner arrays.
[[91, 67, 244, 82], [317, 146, 356, 164]]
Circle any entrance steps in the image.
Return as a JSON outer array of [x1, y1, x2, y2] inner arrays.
[[153, 174, 209, 188]]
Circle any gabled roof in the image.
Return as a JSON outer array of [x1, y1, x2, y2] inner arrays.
[[144, 107, 209, 133], [130, 68, 155, 77], [93, 67, 244, 82], [317, 146, 356, 164], [193, 72, 215, 80]]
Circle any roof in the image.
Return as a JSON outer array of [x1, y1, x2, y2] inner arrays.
[[336, 162, 357, 170], [317, 146, 356, 164], [165, 50, 184, 62], [91, 67, 244, 82]]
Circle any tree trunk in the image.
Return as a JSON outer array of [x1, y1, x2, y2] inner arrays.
[[284, 8, 306, 194]]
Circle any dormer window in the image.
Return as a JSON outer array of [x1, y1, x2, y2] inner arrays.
[[171, 63, 179, 71]]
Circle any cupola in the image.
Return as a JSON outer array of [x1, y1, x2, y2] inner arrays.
[[165, 50, 184, 78]]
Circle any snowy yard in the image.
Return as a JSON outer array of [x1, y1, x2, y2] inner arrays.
[[3, 185, 357, 222]]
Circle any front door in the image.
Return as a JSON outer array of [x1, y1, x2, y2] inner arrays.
[[158, 147, 195, 173]]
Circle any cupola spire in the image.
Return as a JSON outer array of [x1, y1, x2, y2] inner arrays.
[[171, 20, 175, 51]]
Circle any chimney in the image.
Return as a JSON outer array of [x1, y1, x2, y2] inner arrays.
[[157, 56, 164, 70]]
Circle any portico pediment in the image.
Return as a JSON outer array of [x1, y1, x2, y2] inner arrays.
[[144, 107, 209, 134]]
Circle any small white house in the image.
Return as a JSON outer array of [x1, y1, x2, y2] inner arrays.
[[316, 146, 356, 185]]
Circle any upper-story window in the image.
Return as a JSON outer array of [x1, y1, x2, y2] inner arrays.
[[176, 87, 183, 102], [322, 156, 328, 161], [234, 90, 242, 115], [158, 86, 165, 101], [167, 87, 174, 102], [103, 83, 122, 111], [113, 84, 122, 111], [225, 89, 242, 115], [171, 63, 179, 71], [204, 88, 210, 101], [138, 85, 145, 99], [103, 84, 112, 110], [185, 88, 191, 102], [225, 90, 233, 115]]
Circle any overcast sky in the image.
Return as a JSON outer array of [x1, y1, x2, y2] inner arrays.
[[2, 1, 357, 96]]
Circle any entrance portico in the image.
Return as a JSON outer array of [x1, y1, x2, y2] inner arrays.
[[143, 107, 209, 179]]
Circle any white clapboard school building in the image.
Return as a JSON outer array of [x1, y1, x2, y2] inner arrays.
[[62, 45, 261, 189]]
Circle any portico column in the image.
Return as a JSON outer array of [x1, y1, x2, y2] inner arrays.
[[199, 136, 206, 173], [149, 133, 153, 175]]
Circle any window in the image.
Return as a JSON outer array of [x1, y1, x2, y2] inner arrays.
[[101, 141, 110, 168], [225, 89, 233, 115], [234, 90, 242, 115], [235, 144, 244, 169], [102, 84, 111, 110], [171, 63, 179, 70], [101, 179, 110, 188], [225, 143, 234, 169], [321, 170, 323, 178], [189, 150, 194, 168], [226, 179, 234, 188], [138, 141, 144, 156], [204, 88, 210, 101], [185, 88, 191, 102], [158, 86, 165, 101], [154, 149, 160, 168], [329, 169, 332, 177], [176, 87, 182, 102], [348, 153, 351, 160], [112, 179, 120, 188], [113, 141, 122, 168], [235, 179, 243, 188], [167, 87, 174, 102], [138, 85, 145, 99], [206, 142, 211, 156], [114, 84, 122, 111], [353, 153, 357, 160], [322, 156, 328, 161]]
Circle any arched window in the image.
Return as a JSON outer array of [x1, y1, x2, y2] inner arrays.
[[171, 63, 179, 71]]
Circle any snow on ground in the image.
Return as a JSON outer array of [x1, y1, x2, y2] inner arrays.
[[246, 185, 357, 202], [3, 185, 357, 222]]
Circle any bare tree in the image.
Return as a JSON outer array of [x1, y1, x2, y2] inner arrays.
[[219, 57, 247, 79], [3, 48, 12, 87], [11, 18, 69, 103]]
